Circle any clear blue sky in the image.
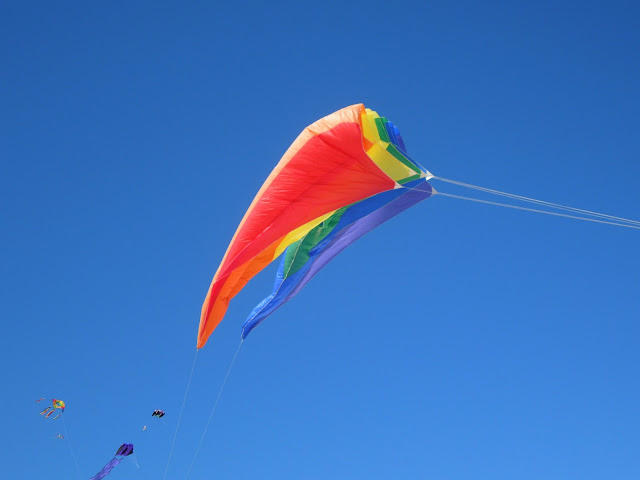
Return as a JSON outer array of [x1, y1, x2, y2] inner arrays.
[[2, 1, 639, 479]]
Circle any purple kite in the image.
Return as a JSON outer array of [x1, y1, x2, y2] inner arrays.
[[89, 443, 134, 480]]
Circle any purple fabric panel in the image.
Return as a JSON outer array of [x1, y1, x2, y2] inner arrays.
[[89, 444, 133, 480], [115, 443, 133, 457], [120, 444, 133, 456], [89, 457, 122, 480]]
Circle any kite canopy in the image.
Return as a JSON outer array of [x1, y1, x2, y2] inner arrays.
[[115, 444, 134, 457], [52, 399, 65, 411], [198, 104, 432, 348]]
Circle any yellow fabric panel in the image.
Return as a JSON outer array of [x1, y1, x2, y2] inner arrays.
[[366, 143, 417, 182], [361, 109, 381, 144], [273, 210, 338, 259]]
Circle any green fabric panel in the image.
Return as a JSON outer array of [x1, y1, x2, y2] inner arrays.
[[374, 117, 390, 142], [386, 143, 420, 173], [281, 239, 303, 277], [398, 173, 422, 184], [283, 207, 349, 278]]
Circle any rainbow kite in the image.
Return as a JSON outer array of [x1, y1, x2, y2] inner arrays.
[[199, 104, 433, 348]]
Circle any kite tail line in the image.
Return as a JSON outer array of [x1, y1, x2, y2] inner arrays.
[[185, 339, 244, 480], [163, 349, 199, 480], [430, 175, 640, 229]]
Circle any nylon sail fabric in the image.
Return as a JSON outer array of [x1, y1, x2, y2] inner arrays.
[[198, 104, 431, 348]]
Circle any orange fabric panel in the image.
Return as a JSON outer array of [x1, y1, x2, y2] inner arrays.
[[198, 241, 281, 348]]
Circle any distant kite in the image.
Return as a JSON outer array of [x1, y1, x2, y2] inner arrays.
[[39, 398, 65, 419], [89, 443, 134, 480]]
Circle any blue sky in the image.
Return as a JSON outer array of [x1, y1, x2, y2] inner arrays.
[[2, 1, 639, 479]]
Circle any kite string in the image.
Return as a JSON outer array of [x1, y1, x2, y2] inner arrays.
[[431, 175, 640, 226], [163, 348, 199, 480], [184, 339, 244, 480], [130, 452, 140, 469], [61, 415, 82, 480], [435, 191, 640, 229]]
